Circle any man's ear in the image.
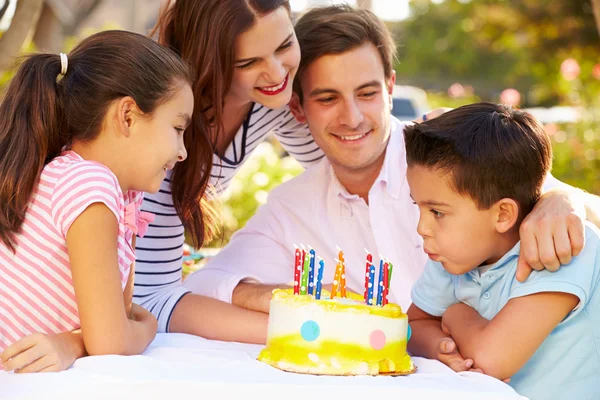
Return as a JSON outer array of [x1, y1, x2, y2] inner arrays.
[[387, 71, 396, 110], [289, 93, 307, 124], [494, 198, 520, 233], [115, 96, 139, 137], [387, 71, 396, 95]]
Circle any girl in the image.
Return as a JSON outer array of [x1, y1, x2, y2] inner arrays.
[[0, 30, 194, 373], [134, 0, 322, 337]]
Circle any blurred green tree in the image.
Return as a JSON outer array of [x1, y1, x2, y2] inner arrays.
[[391, 0, 600, 106]]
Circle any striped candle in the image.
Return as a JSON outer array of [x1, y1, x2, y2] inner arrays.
[[308, 248, 316, 295], [364, 249, 372, 302], [388, 261, 394, 288], [293, 245, 302, 295], [376, 258, 385, 306], [340, 259, 347, 298], [367, 263, 376, 305], [382, 261, 390, 306], [300, 251, 311, 295], [330, 258, 342, 299], [315, 257, 324, 300]]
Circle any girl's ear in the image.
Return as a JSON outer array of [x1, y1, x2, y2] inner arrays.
[[115, 96, 139, 137], [494, 198, 520, 234]]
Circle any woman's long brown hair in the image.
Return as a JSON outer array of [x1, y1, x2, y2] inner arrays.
[[0, 30, 193, 252], [152, 0, 291, 248]]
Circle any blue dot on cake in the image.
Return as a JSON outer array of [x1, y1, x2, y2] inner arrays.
[[300, 320, 320, 341]]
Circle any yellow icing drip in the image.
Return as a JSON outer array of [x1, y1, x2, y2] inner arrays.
[[258, 334, 414, 375], [272, 288, 405, 318]]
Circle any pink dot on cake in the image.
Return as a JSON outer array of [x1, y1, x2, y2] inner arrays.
[[369, 329, 387, 350]]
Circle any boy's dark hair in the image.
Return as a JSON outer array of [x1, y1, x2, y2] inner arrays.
[[293, 4, 396, 102], [404, 102, 552, 218]]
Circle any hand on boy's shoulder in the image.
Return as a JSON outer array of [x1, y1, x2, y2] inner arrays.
[[516, 188, 587, 281], [516, 222, 600, 282]]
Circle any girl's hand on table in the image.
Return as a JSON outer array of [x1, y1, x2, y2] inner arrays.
[[0, 331, 85, 373]]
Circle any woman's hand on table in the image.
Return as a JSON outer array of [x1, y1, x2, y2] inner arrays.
[[0, 330, 85, 373]]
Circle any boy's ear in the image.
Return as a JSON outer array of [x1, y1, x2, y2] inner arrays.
[[289, 93, 307, 124], [494, 198, 520, 233], [115, 96, 139, 137]]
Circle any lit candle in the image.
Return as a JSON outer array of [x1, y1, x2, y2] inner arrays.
[[367, 263, 376, 305], [315, 257, 324, 300], [387, 261, 394, 289], [331, 258, 342, 299], [336, 245, 344, 263], [382, 260, 390, 306], [308, 247, 316, 295], [364, 249, 372, 302], [300, 251, 311, 295], [376, 258, 385, 306], [340, 259, 347, 298], [293, 245, 302, 295]]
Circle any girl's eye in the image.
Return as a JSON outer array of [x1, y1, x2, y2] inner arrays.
[[430, 209, 444, 218], [175, 128, 185, 135]]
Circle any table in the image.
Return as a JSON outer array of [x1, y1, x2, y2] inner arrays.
[[1, 333, 527, 400]]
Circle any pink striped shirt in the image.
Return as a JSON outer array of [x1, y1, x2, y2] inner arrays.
[[0, 151, 142, 353]]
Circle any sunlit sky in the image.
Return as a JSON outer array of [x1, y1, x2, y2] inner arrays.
[[290, 0, 410, 20], [0, 0, 410, 31], [0, 0, 15, 30]]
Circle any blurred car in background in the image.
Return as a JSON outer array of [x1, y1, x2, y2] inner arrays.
[[391, 85, 430, 122]]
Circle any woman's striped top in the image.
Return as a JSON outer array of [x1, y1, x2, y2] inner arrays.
[[133, 103, 323, 327]]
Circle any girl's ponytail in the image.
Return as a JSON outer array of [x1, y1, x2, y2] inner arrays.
[[0, 54, 64, 251]]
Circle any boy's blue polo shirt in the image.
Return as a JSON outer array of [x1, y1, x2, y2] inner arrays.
[[411, 223, 600, 400]]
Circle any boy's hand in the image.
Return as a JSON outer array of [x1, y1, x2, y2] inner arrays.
[[0, 331, 84, 373], [436, 336, 474, 372]]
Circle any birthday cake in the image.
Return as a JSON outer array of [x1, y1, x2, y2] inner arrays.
[[257, 247, 415, 376]]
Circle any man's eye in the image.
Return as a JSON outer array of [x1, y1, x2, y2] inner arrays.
[[318, 97, 335, 104], [277, 41, 293, 51]]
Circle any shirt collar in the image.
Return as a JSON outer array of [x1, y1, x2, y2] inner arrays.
[[329, 116, 409, 201], [469, 241, 521, 279]]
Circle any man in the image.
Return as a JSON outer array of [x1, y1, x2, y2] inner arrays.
[[185, 4, 599, 369]]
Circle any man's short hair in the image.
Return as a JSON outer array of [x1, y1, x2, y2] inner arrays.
[[404, 102, 553, 218], [293, 4, 397, 101]]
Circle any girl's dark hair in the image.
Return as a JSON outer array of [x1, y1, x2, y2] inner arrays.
[[0, 30, 194, 251], [152, 0, 291, 247]]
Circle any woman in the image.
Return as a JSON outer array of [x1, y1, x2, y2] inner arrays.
[[134, 0, 323, 339]]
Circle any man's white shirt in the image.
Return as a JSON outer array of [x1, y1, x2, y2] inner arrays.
[[185, 117, 426, 310], [184, 116, 567, 311]]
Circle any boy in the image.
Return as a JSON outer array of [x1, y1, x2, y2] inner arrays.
[[404, 102, 600, 400]]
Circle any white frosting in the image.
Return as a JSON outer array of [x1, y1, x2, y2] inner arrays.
[[267, 297, 407, 346]]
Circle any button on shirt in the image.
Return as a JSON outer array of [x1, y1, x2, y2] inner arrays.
[[185, 118, 427, 311], [411, 223, 600, 400]]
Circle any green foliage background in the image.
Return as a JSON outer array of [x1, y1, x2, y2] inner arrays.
[[2, 1, 599, 249]]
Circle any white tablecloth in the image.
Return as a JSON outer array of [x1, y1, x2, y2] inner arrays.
[[1, 333, 527, 400]]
